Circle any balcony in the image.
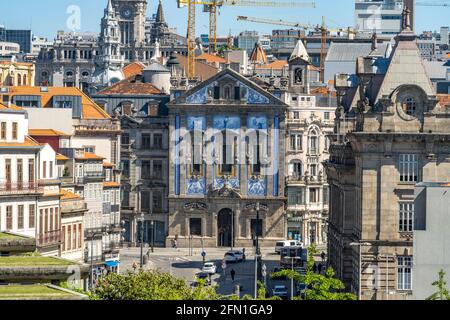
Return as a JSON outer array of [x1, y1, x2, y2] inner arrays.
[[73, 119, 121, 135], [37, 230, 61, 247], [0, 181, 44, 196]]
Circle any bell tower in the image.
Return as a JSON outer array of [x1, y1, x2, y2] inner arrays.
[[111, 0, 147, 47]]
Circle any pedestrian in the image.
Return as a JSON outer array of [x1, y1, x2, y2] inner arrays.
[[242, 248, 246, 262], [318, 263, 323, 274], [173, 239, 178, 250], [312, 263, 317, 273], [132, 261, 138, 271], [321, 251, 326, 262], [230, 268, 236, 282]]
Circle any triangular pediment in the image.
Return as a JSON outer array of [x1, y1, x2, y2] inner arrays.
[[170, 68, 287, 107]]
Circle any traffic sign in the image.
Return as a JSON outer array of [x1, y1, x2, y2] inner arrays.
[[201, 251, 206, 257]]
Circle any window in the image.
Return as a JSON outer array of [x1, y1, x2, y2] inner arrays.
[[309, 188, 319, 203], [121, 133, 130, 145], [0, 122, 6, 139], [288, 187, 305, 205], [12, 122, 18, 140], [403, 97, 416, 116], [324, 136, 331, 152], [289, 134, 302, 151], [62, 226, 66, 251], [43, 161, 47, 179], [292, 111, 300, 119], [28, 159, 35, 184], [6, 206, 13, 230], [17, 159, 23, 188], [399, 203, 414, 232], [153, 161, 162, 179], [190, 218, 202, 236], [399, 154, 419, 182], [324, 112, 330, 120], [29, 205, 35, 228], [323, 186, 329, 205], [191, 130, 204, 175], [397, 256, 412, 290], [78, 224, 82, 248], [221, 130, 233, 175], [153, 133, 163, 149], [141, 191, 150, 212], [5, 159, 11, 183], [141, 133, 151, 149], [122, 160, 130, 178], [152, 191, 162, 212], [251, 219, 263, 237], [308, 128, 319, 154], [141, 161, 151, 179], [49, 161, 53, 178], [67, 225, 71, 250], [18, 205, 24, 229]]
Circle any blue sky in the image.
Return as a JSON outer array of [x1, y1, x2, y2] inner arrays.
[[0, 0, 448, 39]]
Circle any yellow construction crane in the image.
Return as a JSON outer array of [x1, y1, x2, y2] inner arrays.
[[178, 0, 316, 79], [237, 15, 359, 82]]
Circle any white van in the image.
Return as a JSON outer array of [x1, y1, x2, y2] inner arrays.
[[275, 240, 301, 254]]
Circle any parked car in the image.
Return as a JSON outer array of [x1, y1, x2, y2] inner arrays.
[[202, 262, 217, 274], [230, 250, 244, 261], [275, 240, 301, 254], [224, 251, 239, 263], [272, 285, 288, 298]]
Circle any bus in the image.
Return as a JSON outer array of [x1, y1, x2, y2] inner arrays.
[[280, 246, 303, 268]]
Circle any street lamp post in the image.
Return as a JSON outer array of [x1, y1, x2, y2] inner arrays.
[[254, 202, 261, 299], [349, 242, 371, 300], [150, 206, 155, 253], [138, 213, 145, 268]]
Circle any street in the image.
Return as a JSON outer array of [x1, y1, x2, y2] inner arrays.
[[119, 245, 327, 298]]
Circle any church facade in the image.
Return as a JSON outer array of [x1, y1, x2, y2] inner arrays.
[[167, 68, 288, 247]]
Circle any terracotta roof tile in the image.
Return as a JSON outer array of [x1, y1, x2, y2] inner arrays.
[[103, 181, 120, 188], [256, 60, 288, 70], [175, 53, 219, 81], [75, 152, 105, 160], [123, 62, 145, 78], [196, 53, 227, 64], [0, 136, 40, 148], [28, 129, 70, 136], [56, 154, 69, 161], [4, 86, 110, 120], [61, 189, 81, 200], [97, 75, 163, 95]]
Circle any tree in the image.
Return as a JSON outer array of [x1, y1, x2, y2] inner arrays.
[[91, 270, 219, 300], [426, 269, 450, 300]]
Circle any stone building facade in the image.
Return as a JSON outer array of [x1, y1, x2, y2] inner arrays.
[[35, 0, 187, 92], [280, 40, 335, 246], [325, 18, 450, 300], [167, 68, 287, 248]]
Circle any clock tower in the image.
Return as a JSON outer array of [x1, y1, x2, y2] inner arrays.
[[111, 0, 147, 47]]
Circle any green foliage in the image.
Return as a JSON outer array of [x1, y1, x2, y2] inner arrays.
[[91, 270, 222, 300], [426, 269, 450, 300]]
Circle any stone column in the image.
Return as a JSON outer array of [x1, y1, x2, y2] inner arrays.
[[235, 208, 241, 239]]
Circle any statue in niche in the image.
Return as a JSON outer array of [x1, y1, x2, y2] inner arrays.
[[295, 68, 303, 84]]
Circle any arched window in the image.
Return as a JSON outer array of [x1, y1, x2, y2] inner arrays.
[[221, 129, 233, 175], [223, 86, 231, 100], [403, 97, 416, 115], [66, 71, 74, 78], [17, 74, 22, 86], [191, 129, 204, 175], [23, 75, 27, 85], [308, 127, 319, 155]]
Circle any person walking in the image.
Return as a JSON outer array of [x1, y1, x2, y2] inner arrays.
[[242, 248, 246, 262], [230, 268, 236, 282], [321, 251, 326, 263]]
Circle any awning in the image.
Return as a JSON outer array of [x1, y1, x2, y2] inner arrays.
[[105, 260, 120, 267]]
